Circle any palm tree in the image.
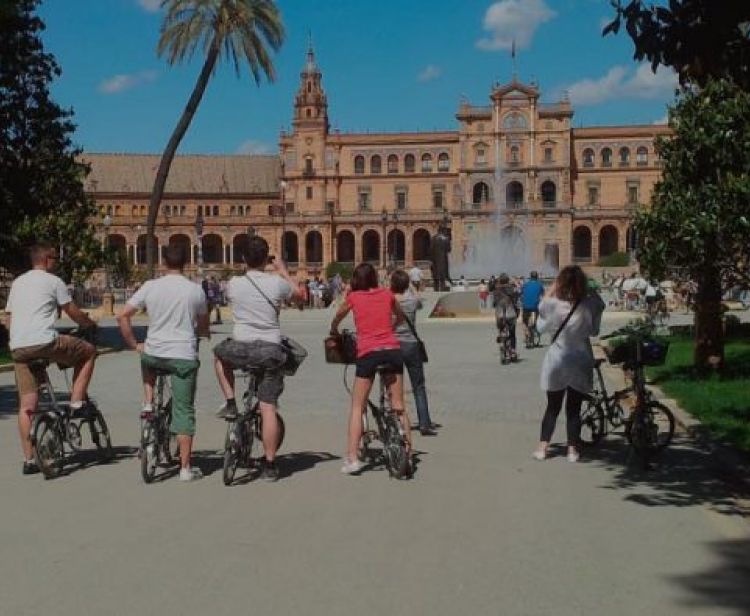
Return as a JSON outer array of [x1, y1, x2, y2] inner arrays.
[[145, 0, 284, 276]]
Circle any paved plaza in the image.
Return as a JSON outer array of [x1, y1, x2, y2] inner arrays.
[[1, 306, 749, 616]]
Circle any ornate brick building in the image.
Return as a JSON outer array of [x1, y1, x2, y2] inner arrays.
[[87, 46, 669, 279]]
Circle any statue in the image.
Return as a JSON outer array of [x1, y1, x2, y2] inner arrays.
[[430, 224, 453, 292]]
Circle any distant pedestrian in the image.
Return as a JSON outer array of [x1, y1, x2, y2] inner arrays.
[[533, 266, 605, 463], [478, 279, 489, 308], [409, 264, 423, 292]]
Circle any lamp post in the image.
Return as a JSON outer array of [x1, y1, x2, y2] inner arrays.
[[101, 214, 114, 316], [195, 211, 204, 279], [280, 180, 288, 262], [380, 208, 388, 270]]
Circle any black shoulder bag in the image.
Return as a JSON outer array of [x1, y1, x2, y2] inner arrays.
[[551, 300, 581, 345], [403, 314, 428, 363]]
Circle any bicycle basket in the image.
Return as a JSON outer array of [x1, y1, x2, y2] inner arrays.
[[280, 336, 308, 376], [603, 337, 669, 366], [324, 331, 357, 364]]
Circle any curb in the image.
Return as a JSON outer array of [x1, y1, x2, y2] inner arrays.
[[597, 351, 750, 493]]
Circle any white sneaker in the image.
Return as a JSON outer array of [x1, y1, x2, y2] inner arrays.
[[179, 467, 203, 481], [567, 451, 580, 463], [531, 449, 546, 461], [340, 458, 365, 475]]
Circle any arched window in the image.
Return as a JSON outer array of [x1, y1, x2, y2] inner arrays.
[[202, 234, 223, 264], [336, 230, 355, 262], [541, 180, 556, 206], [387, 154, 399, 174], [362, 230, 380, 263], [232, 234, 250, 263], [619, 147, 630, 165], [404, 154, 415, 173], [281, 231, 299, 263], [354, 155, 365, 175], [370, 155, 382, 174], [305, 230, 323, 264], [599, 225, 619, 258], [136, 235, 158, 266], [472, 181, 490, 205], [601, 147, 612, 167], [421, 153, 432, 173], [572, 226, 592, 262], [438, 152, 450, 172], [636, 146, 648, 166], [387, 229, 405, 264], [506, 181, 524, 208], [413, 229, 431, 261]]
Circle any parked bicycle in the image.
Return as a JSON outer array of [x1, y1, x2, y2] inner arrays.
[[139, 367, 178, 483], [222, 366, 286, 486], [579, 358, 632, 444], [601, 323, 675, 464], [30, 327, 112, 479]]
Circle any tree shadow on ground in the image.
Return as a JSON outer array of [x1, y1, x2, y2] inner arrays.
[[582, 433, 749, 517], [670, 538, 750, 615]]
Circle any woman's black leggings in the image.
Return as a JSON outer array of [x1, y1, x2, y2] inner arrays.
[[540, 387, 585, 445]]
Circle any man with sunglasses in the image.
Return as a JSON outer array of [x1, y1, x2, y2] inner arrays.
[[5, 243, 98, 475]]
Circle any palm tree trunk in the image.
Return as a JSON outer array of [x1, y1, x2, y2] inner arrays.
[[145, 37, 220, 277]]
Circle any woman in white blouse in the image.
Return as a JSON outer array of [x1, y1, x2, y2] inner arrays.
[[533, 266, 605, 462]]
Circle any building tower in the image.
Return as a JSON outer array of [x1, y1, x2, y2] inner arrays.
[[293, 43, 329, 133]]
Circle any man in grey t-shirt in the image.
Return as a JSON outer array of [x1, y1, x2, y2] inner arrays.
[[213, 235, 302, 481]]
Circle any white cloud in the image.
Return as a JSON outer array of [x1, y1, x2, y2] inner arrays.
[[98, 70, 158, 94], [236, 139, 274, 155], [417, 65, 442, 83], [137, 0, 162, 12], [653, 113, 668, 125], [476, 0, 556, 51], [563, 64, 679, 106]]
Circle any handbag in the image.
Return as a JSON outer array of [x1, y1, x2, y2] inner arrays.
[[245, 273, 308, 374], [403, 314, 428, 363], [324, 330, 357, 364]]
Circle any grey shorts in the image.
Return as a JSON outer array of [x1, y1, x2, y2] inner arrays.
[[213, 339, 285, 405]]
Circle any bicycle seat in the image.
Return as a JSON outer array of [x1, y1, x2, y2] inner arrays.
[[594, 358, 607, 367], [151, 368, 173, 377], [236, 365, 265, 377]]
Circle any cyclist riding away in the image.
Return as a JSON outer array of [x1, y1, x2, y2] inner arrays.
[[521, 271, 544, 343], [330, 262, 412, 474], [212, 235, 302, 482], [5, 242, 98, 475], [117, 244, 209, 482], [493, 273, 520, 361]]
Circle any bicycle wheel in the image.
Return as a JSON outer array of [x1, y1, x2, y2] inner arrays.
[[579, 399, 605, 446], [531, 329, 542, 348], [33, 415, 64, 479], [159, 400, 177, 466], [383, 416, 410, 479], [222, 422, 241, 486], [140, 422, 158, 483], [625, 400, 675, 453], [88, 410, 113, 460]]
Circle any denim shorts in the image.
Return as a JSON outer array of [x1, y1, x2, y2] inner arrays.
[[355, 348, 404, 379]]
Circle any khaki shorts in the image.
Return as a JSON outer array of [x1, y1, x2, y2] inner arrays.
[[12, 335, 95, 396]]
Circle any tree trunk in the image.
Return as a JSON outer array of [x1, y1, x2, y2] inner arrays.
[[694, 270, 724, 369], [145, 38, 220, 277]]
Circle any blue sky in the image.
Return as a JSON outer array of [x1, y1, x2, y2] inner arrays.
[[38, 0, 676, 155]]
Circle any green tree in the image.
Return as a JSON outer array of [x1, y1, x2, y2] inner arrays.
[[604, 1, 750, 89], [145, 0, 285, 276], [634, 79, 750, 368], [0, 0, 104, 282]]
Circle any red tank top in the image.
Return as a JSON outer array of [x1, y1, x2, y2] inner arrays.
[[347, 288, 400, 358]]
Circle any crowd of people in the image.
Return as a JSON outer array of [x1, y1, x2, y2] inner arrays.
[[5, 238, 610, 481]]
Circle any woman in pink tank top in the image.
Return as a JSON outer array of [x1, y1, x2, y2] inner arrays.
[[330, 263, 411, 474]]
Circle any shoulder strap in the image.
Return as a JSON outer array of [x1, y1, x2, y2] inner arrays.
[[402, 312, 422, 343], [551, 300, 580, 344], [245, 273, 280, 317]]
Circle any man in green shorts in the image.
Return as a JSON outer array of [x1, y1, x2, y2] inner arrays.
[[117, 245, 209, 481]]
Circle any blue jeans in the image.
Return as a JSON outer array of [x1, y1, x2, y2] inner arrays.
[[400, 341, 432, 429]]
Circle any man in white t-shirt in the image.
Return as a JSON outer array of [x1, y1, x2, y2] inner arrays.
[[213, 235, 302, 482], [117, 244, 209, 482], [5, 243, 98, 475], [409, 265, 423, 292]]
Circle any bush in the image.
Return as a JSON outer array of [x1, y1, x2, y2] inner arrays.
[[597, 251, 630, 267], [325, 262, 354, 281]]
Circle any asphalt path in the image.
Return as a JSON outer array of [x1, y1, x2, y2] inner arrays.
[[1, 306, 748, 615]]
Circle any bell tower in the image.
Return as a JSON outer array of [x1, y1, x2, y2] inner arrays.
[[293, 43, 328, 133]]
